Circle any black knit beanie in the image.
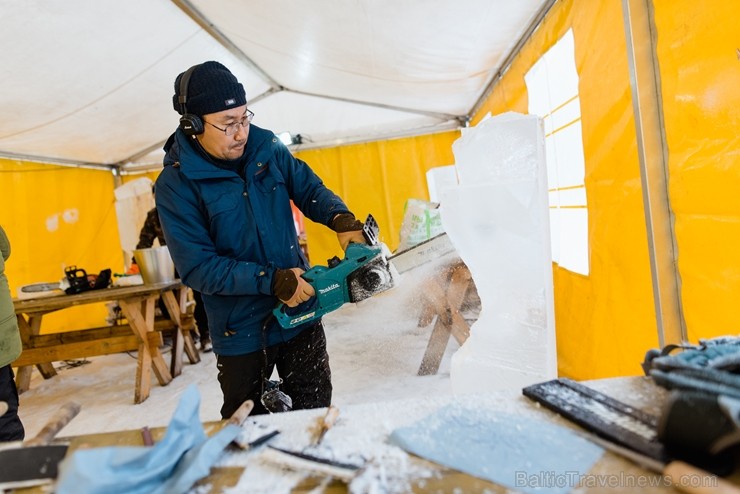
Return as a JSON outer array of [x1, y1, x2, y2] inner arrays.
[[172, 61, 247, 116]]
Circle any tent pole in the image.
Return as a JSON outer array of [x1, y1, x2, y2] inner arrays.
[[468, 0, 557, 120], [285, 89, 462, 123], [172, 0, 283, 91], [0, 152, 115, 172], [622, 0, 686, 346]]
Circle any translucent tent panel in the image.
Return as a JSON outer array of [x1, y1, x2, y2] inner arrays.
[[192, 0, 546, 115], [0, 0, 551, 168], [0, 0, 269, 165]]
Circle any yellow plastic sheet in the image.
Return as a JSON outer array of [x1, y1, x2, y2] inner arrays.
[[472, 0, 740, 379], [654, 0, 740, 342], [1, 159, 121, 332]]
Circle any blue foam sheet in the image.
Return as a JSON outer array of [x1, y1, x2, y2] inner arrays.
[[389, 403, 604, 494]]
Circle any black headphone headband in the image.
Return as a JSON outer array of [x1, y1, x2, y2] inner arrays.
[[179, 64, 204, 136]]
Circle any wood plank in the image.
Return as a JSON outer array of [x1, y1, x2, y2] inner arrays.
[[13, 332, 163, 367], [21, 322, 170, 349]]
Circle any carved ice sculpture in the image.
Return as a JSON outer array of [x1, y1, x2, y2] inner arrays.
[[442, 112, 557, 394]]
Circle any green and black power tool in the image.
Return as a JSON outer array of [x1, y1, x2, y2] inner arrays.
[[273, 215, 397, 329]]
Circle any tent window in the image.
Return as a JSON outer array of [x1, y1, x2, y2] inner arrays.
[[525, 29, 589, 276]]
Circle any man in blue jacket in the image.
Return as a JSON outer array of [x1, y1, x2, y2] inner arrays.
[[156, 61, 365, 417]]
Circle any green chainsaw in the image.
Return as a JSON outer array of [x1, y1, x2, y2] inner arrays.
[[273, 215, 397, 329]]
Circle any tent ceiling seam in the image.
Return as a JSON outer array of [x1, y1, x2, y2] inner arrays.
[[0, 151, 115, 171], [172, 0, 283, 91], [283, 88, 464, 123], [284, 121, 461, 153], [468, 0, 558, 120]]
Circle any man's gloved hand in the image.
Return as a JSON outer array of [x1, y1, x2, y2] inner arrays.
[[272, 268, 315, 308], [331, 213, 366, 251]]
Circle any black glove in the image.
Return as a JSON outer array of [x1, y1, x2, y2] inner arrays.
[[272, 268, 299, 302], [330, 213, 364, 233]]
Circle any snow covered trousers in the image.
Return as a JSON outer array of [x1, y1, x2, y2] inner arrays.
[[216, 322, 332, 418]]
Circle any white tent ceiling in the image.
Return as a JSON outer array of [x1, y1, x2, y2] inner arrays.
[[0, 0, 552, 172]]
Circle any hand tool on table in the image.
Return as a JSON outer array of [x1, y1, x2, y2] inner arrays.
[[273, 215, 398, 329], [226, 399, 281, 450], [0, 401, 81, 489], [313, 404, 340, 446], [261, 405, 364, 481], [227, 398, 255, 427], [262, 446, 361, 482]]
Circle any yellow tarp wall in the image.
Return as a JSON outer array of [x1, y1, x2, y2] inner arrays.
[[1, 159, 122, 332], [472, 0, 740, 379], [655, 0, 740, 342]]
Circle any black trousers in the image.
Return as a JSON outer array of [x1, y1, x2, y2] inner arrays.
[[216, 322, 332, 418], [0, 365, 24, 441]]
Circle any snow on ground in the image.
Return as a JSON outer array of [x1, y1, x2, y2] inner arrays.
[[17, 255, 469, 440]]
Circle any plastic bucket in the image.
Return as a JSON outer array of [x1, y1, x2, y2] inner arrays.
[[133, 246, 175, 285]]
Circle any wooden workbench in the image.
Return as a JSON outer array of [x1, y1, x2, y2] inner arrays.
[[13, 280, 200, 404], [20, 376, 737, 493]]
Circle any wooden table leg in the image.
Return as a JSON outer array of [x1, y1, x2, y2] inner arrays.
[[418, 316, 454, 376], [14, 314, 57, 393], [417, 262, 473, 376], [161, 289, 200, 377], [119, 295, 172, 404], [15, 365, 33, 393], [177, 288, 200, 364]]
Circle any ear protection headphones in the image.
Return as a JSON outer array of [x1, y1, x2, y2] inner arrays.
[[178, 64, 204, 136]]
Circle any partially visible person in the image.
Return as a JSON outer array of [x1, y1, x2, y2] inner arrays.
[[134, 202, 212, 352], [0, 225, 25, 441]]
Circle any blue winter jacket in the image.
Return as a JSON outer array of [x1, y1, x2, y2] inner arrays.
[[155, 125, 350, 356]]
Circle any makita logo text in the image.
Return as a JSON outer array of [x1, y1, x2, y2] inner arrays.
[[319, 283, 340, 294], [290, 312, 315, 325]]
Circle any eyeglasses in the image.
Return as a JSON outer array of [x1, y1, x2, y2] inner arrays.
[[204, 110, 254, 136]]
